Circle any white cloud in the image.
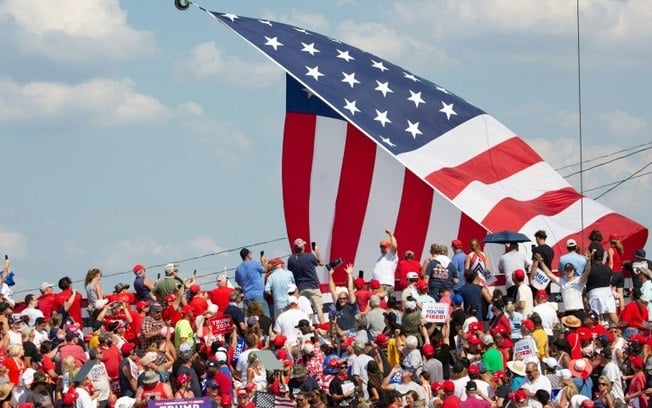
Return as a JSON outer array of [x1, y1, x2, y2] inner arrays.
[[190, 235, 226, 254], [261, 10, 331, 33], [0, 0, 158, 61], [63, 241, 86, 260], [95, 236, 167, 271], [0, 229, 28, 259], [0, 78, 172, 126], [601, 110, 648, 135], [178, 41, 280, 87], [180, 116, 251, 166], [388, 0, 652, 67]]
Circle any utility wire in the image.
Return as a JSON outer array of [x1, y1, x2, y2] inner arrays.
[[583, 170, 652, 193], [11, 236, 288, 295], [556, 141, 652, 172], [593, 161, 652, 200], [575, 0, 585, 249], [561, 145, 652, 178]]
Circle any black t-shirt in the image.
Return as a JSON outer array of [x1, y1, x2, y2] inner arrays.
[[450, 309, 466, 345], [586, 264, 612, 292], [434, 343, 451, 380], [458, 283, 483, 321], [224, 304, 245, 337], [335, 302, 358, 331], [533, 244, 555, 270]]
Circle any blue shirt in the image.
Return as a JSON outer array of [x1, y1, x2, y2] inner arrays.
[[287, 252, 320, 290], [558, 251, 586, 276], [235, 259, 264, 300], [451, 250, 466, 290], [264, 268, 295, 310]]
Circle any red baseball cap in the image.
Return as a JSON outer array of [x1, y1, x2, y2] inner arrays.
[[451, 239, 463, 249], [514, 389, 527, 403], [630, 355, 644, 369], [120, 343, 135, 355], [353, 278, 365, 289], [276, 349, 288, 360], [273, 335, 287, 348], [514, 269, 526, 281], [430, 381, 443, 393], [468, 335, 481, 345], [536, 290, 548, 299], [341, 337, 355, 347], [417, 280, 428, 290], [136, 301, 149, 311], [189, 284, 201, 294], [468, 364, 480, 375], [375, 333, 388, 345], [181, 305, 193, 315], [443, 380, 455, 393], [422, 344, 435, 357], [132, 264, 145, 274], [521, 319, 535, 332], [370, 279, 381, 289]]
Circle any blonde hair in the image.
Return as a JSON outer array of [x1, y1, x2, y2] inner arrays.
[[7, 344, 23, 357], [62, 355, 79, 385]]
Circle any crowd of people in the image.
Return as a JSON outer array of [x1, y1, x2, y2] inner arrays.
[[0, 228, 652, 408]]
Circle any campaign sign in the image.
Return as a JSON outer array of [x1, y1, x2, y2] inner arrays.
[[209, 316, 234, 335], [531, 269, 551, 290], [513, 338, 537, 360], [148, 397, 211, 408], [422, 302, 449, 323]]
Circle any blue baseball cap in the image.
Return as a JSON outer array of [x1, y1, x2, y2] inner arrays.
[[452, 294, 464, 305]]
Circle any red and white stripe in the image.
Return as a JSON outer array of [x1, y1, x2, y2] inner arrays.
[[282, 112, 484, 284]]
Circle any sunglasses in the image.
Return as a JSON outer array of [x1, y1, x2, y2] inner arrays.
[[525, 371, 534, 375], [599, 383, 608, 386]]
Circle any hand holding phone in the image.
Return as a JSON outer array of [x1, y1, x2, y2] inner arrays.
[[311, 242, 316, 251]]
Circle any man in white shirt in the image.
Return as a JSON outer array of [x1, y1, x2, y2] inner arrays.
[[532, 290, 558, 337], [273, 296, 310, 344], [499, 243, 530, 289], [372, 229, 398, 296], [20, 294, 44, 327], [520, 362, 552, 406], [514, 270, 533, 318], [287, 283, 314, 322], [600, 348, 625, 402]]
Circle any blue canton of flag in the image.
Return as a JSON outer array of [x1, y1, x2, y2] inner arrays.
[[204, 10, 484, 156]]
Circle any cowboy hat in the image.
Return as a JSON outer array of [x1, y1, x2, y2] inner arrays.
[[569, 358, 592, 379], [561, 315, 582, 328], [506, 360, 527, 377]]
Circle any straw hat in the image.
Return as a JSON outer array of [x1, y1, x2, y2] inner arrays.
[[561, 315, 582, 328], [0, 383, 14, 400], [506, 360, 527, 377]]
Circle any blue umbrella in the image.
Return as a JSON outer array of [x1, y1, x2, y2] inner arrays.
[[483, 230, 531, 244]]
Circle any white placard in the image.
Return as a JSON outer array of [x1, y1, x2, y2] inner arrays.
[[531, 269, 551, 290], [421, 302, 449, 323], [513, 337, 537, 360]]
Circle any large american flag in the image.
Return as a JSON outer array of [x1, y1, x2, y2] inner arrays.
[[202, 9, 647, 284]]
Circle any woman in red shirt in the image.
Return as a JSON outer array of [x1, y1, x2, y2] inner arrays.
[[625, 356, 648, 408], [621, 287, 648, 339], [4, 344, 25, 386]]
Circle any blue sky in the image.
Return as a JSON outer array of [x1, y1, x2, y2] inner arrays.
[[0, 0, 650, 297]]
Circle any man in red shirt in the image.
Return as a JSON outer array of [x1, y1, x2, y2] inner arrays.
[[188, 285, 209, 315], [210, 274, 233, 316], [54, 276, 83, 324], [38, 282, 57, 320], [396, 250, 421, 291], [98, 332, 122, 395], [441, 380, 461, 408]]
